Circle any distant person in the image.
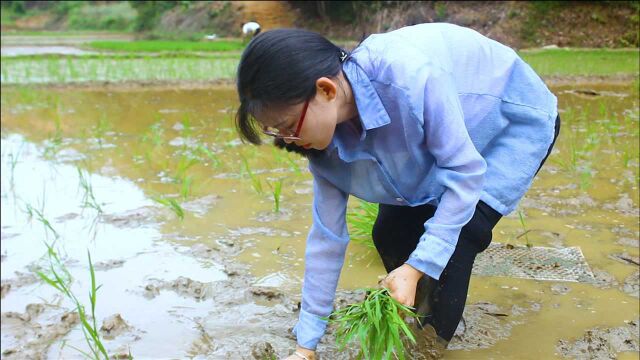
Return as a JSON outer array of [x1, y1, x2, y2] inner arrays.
[[234, 24, 560, 360], [242, 21, 261, 43]]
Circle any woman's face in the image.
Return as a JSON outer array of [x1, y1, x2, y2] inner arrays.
[[257, 79, 342, 150]]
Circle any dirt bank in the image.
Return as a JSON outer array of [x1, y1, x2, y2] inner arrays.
[[3, 2, 638, 49]]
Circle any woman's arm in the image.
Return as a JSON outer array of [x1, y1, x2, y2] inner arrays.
[[405, 66, 487, 281], [293, 169, 350, 350]]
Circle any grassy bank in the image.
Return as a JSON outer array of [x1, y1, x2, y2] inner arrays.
[[86, 39, 245, 52], [1, 48, 637, 85], [519, 48, 639, 77]]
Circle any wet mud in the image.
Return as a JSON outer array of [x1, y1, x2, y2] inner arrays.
[[2, 305, 79, 359], [556, 320, 639, 359]]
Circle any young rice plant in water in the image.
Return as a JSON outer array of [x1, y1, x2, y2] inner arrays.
[[517, 210, 532, 248], [269, 179, 283, 213], [152, 195, 185, 220], [325, 288, 420, 360], [36, 243, 115, 360]]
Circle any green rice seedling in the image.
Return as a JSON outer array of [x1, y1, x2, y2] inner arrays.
[[44, 107, 64, 159], [24, 200, 59, 240], [181, 114, 193, 138], [267, 179, 283, 213], [240, 154, 263, 195], [180, 175, 193, 200], [554, 136, 578, 173], [173, 154, 199, 182], [325, 287, 420, 360], [285, 154, 302, 175], [194, 144, 221, 168], [152, 196, 185, 220], [6, 142, 23, 191], [142, 120, 164, 147], [622, 148, 635, 168], [517, 210, 532, 248], [93, 113, 111, 148], [580, 165, 593, 191], [346, 200, 378, 249], [77, 167, 103, 214], [36, 243, 111, 360]]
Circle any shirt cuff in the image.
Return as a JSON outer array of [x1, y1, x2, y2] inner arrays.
[[405, 233, 456, 281], [292, 308, 329, 350]]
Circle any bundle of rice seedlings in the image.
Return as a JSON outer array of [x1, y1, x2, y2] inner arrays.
[[325, 288, 420, 360]]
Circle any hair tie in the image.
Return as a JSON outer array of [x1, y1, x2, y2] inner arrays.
[[339, 50, 348, 63]]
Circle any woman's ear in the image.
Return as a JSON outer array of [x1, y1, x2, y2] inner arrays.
[[315, 77, 338, 101]]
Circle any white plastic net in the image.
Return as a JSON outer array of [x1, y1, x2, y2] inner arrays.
[[473, 243, 595, 282]]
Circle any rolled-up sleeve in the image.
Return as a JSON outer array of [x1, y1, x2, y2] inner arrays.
[[405, 66, 486, 280], [292, 168, 350, 350]]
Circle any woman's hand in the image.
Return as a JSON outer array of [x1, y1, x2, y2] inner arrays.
[[379, 263, 424, 307], [282, 345, 316, 360]]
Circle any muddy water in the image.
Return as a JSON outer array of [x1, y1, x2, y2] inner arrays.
[[1, 83, 638, 359]]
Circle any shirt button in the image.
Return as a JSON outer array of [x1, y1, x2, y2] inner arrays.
[[395, 197, 403, 202]]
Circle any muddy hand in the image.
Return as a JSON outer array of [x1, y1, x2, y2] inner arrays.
[[379, 263, 424, 307]]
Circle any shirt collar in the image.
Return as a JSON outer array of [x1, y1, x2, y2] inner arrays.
[[342, 60, 391, 140]]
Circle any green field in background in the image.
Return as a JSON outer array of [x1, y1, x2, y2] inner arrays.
[[86, 40, 246, 52], [1, 47, 637, 84]]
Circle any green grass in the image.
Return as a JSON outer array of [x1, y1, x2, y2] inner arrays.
[[519, 48, 640, 77], [1, 30, 129, 36], [86, 40, 245, 52]]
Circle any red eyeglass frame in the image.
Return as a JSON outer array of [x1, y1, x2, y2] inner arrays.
[[262, 99, 309, 141]]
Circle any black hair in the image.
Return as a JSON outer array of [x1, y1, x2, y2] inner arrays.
[[235, 28, 349, 157]]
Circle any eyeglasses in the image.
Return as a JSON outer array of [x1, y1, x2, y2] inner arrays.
[[262, 99, 309, 141]]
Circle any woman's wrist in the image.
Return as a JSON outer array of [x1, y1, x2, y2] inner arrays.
[[402, 263, 424, 281]]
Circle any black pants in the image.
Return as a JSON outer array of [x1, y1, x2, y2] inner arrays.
[[372, 115, 561, 342]]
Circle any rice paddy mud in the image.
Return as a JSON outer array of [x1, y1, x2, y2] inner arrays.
[[1, 75, 638, 358]]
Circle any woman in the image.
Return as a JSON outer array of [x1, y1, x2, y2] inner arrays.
[[235, 23, 560, 360]]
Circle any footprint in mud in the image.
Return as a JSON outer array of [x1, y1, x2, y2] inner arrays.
[[448, 302, 529, 351], [621, 271, 639, 298], [2, 303, 45, 322], [250, 341, 277, 360], [551, 283, 572, 295], [603, 193, 639, 217], [181, 195, 221, 217], [143, 276, 212, 300], [1, 304, 79, 359], [250, 286, 285, 301], [556, 320, 639, 359], [608, 252, 640, 267], [254, 208, 293, 222], [589, 268, 619, 289], [100, 313, 132, 340], [101, 207, 161, 228], [1, 283, 10, 299], [1, 271, 40, 298], [616, 237, 640, 248], [93, 258, 126, 270]]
